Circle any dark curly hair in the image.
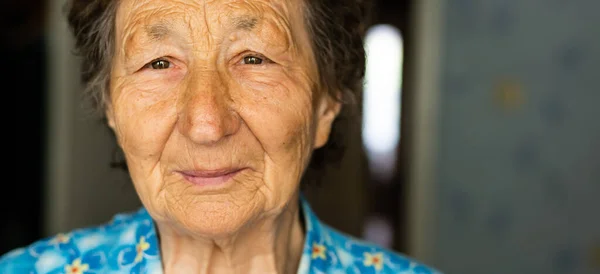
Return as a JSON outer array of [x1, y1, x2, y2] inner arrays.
[[66, 0, 370, 184]]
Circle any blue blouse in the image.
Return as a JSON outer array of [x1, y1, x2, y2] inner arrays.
[[0, 198, 440, 273]]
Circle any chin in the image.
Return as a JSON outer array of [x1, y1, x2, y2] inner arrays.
[[169, 198, 262, 238]]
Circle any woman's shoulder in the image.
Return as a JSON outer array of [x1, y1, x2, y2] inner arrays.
[[300, 197, 442, 273], [315, 223, 442, 274], [0, 208, 157, 274]]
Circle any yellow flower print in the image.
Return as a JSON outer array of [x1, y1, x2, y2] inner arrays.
[[363, 252, 384, 271], [64, 258, 89, 274], [51, 233, 70, 244], [135, 236, 150, 263], [311, 243, 327, 260]]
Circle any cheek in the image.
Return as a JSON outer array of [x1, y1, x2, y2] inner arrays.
[[234, 76, 316, 157], [111, 80, 179, 163]]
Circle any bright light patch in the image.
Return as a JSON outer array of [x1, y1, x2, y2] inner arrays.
[[35, 251, 67, 273], [362, 25, 403, 179], [364, 215, 394, 248], [119, 225, 136, 244], [76, 233, 106, 253]]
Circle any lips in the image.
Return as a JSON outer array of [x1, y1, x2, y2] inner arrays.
[[178, 168, 244, 186]]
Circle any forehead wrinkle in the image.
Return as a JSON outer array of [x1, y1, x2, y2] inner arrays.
[[225, 1, 297, 53], [117, 0, 309, 63], [264, 0, 296, 46], [119, 8, 183, 55], [122, 3, 222, 61], [258, 10, 297, 59]]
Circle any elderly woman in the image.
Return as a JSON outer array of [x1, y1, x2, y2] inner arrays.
[[1, 0, 439, 273]]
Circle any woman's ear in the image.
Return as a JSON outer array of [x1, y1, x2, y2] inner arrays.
[[105, 103, 116, 130], [314, 92, 342, 149]]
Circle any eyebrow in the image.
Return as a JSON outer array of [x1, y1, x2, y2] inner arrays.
[[233, 16, 259, 31], [146, 23, 171, 41], [141, 16, 259, 42]]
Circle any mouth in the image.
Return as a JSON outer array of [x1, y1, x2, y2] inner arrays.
[[177, 168, 245, 187]]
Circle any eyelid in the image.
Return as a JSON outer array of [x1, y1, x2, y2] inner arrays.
[[234, 51, 274, 65], [142, 57, 169, 70], [136, 55, 187, 73]]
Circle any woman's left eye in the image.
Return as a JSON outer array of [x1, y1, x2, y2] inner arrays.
[[150, 59, 171, 69], [242, 55, 264, 65], [142, 58, 171, 71]]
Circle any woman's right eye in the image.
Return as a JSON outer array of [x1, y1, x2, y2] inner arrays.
[[148, 59, 171, 70]]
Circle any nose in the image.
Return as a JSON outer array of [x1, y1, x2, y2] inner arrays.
[[178, 71, 241, 145]]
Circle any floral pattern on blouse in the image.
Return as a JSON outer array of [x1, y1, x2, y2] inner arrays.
[[0, 197, 441, 273]]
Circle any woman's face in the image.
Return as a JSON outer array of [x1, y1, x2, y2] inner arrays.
[[108, 0, 339, 236]]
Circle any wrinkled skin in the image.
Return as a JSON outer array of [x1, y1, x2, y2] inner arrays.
[[108, 0, 340, 272]]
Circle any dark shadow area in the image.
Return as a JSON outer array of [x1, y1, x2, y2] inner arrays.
[[0, 1, 47, 254]]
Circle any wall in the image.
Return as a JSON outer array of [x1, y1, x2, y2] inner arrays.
[[433, 0, 600, 273], [45, 0, 141, 235]]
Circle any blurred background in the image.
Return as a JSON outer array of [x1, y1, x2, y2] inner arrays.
[[2, 0, 599, 273]]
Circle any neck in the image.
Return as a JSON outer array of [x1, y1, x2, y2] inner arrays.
[[156, 198, 305, 274]]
